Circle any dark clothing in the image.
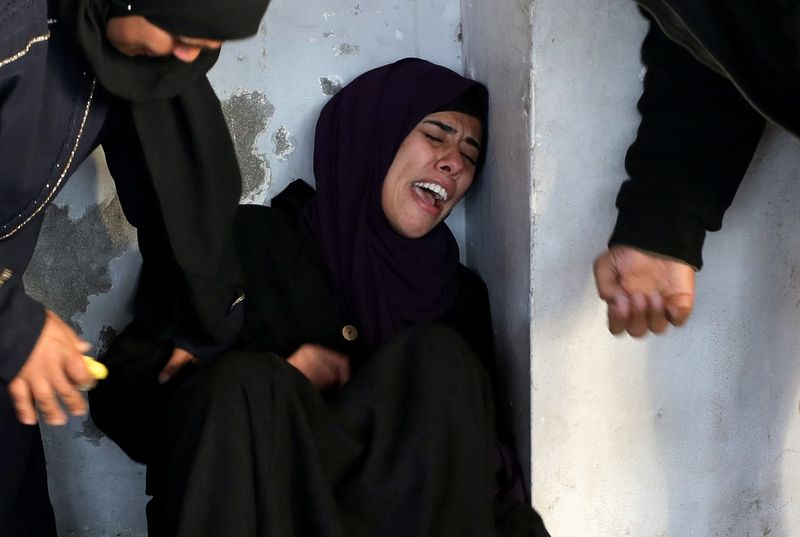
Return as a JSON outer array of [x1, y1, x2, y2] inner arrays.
[[610, 1, 799, 267], [307, 59, 488, 351], [151, 328, 498, 537], [0, 1, 112, 384], [0, 390, 56, 537], [63, 0, 272, 350], [1, 4, 111, 534], [240, 181, 496, 371], [91, 181, 549, 536], [1, 1, 267, 533]]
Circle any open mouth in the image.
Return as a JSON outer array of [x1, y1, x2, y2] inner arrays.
[[412, 181, 449, 208]]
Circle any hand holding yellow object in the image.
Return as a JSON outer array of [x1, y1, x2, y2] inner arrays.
[[82, 355, 108, 381]]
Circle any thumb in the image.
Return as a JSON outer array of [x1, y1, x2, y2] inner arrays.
[[159, 348, 196, 384], [665, 293, 694, 326], [593, 252, 626, 303]]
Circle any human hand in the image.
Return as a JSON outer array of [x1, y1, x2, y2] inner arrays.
[[158, 348, 197, 384], [8, 310, 94, 426], [593, 245, 695, 337], [287, 344, 350, 390]]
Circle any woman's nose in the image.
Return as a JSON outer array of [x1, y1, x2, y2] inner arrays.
[[435, 147, 464, 175]]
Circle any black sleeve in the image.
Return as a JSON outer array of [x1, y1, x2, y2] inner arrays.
[[101, 103, 243, 358], [444, 266, 495, 372], [609, 15, 766, 269], [0, 274, 45, 384]]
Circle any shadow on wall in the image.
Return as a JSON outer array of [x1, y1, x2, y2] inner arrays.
[[650, 126, 800, 537]]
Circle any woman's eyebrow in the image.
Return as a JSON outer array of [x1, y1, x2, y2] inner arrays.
[[422, 119, 481, 150]]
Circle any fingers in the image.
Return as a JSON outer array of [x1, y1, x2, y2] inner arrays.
[[329, 351, 351, 386], [11, 310, 95, 426], [29, 375, 67, 426], [625, 292, 649, 338], [606, 295, 630, 335], [609, 293, 688, 338], [595, 246, 696, 337], [593, 253, 625, 303], [8, 378, 37, 425], [665, 293, 694, 326], [287, 344, 350, 390], [646, 293, 669, 334], [52, 365, 88, 418], [159, 348, 197, 384]]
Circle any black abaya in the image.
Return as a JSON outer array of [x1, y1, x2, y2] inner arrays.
[[138, 324, 497, 537]]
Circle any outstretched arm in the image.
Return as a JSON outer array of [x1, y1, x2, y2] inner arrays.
[[597, 14, 764, 337]]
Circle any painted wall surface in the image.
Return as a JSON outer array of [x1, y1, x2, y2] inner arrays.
[[30, 2, 463, 535], [528, 1, 800, 535], [461, 0, 535, 485]]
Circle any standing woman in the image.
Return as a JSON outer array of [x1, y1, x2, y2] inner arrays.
[[93, 58, 550, 536], [0, 1, 268, 535]]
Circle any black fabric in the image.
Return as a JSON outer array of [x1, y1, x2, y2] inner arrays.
[[0, 389, 56, 537], [105, 325, 548, 537], [306, 58, 489, 352], [108, 0, 268, 41], [90, 180, 497, 457], [0, 215, 48, 385], [436, 86, 486, 123], [57, 0, 271, 345], [609, 12, 766, 268], [90, 182, 548, 536], [639, 0, 800, 136], [0, 3, 112, 379]]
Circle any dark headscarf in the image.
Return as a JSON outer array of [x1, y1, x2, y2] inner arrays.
[[59, 0, 269, 343], [106, 0, 266, 40], [307, 58, 489, 351]]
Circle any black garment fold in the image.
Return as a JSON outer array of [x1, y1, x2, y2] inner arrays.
[[57, 0, 273, 344], [130, 324, 519, 537]]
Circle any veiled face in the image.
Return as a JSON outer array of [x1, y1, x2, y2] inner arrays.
[[381, 111, 482, 239], [106, 16, 223, 63]]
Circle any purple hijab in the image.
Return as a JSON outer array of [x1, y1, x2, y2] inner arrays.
[[306, 58, 489, 351]]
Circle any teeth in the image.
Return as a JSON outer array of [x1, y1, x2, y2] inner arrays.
[[412, 181, 449, 201]]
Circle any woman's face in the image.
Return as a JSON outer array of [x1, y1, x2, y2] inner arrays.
[[106, 16, 223, 63], [381, 110, 482, 239]]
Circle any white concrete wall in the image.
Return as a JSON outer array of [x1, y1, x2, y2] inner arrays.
[[526, 1, 800, 536], [35, 2, 463, 535], [461, 0, 535, 484]]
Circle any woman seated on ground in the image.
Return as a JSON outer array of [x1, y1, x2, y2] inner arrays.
[[92, 58, 550, 537]]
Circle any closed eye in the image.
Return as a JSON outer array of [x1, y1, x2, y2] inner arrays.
[[424, 132, 443, 143], [461, 152, 477, 166]]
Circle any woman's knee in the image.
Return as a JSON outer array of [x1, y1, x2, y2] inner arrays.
[[170, 352, 284, 414], [389, 323, 484, 381]]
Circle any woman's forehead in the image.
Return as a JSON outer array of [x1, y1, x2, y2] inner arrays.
[[419, 111, 482, 141]]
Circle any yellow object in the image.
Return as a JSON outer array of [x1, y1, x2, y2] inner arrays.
[[82, 355, 108, 380]]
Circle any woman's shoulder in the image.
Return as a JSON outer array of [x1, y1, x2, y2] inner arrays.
[[235, 179, 315, 235], [456, 264, 489, 303], [440, 264, 493, 362]]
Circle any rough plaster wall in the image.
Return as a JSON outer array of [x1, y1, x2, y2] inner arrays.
[[528, 0, 800, 535], [461, 0, 535, 487], [29, 1, 463, 535]]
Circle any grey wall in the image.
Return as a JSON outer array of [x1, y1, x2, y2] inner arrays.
[[32, 2, 463, 535], [461, 0, 535, 484], [526, 0, 800, 535]]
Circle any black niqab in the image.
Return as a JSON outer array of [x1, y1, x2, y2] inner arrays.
[[107, 0, 266, 40], [59, 0, 269, 343], [306, 58, 488, 351]]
